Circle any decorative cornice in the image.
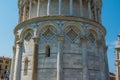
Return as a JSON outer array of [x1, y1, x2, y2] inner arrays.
[[14, 16, 106, 36]]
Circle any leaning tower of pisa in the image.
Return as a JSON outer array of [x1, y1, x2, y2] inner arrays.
[[10, 0, 110, 80]]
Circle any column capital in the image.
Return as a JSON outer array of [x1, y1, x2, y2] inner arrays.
[[32, 36, 40, 44], [57, 36, 64, 42], [80, 35, 88, 42], [16, 40, 23, 46]]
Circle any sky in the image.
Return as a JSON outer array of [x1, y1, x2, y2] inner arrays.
[[0, 0, 120, 73]]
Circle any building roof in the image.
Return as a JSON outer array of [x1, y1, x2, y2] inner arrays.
[[109, 72, 115, 79], [0, 56, 11, 60]]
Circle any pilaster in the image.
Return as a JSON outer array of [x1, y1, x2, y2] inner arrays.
[[23, 4, 26, 21], [88, 0, 92, 19], [29, 0, 32, 19], [10, 46, 16, 80], [57, 36, 64, 80], [31, 36, 40, 80], [80, 36, 88, 80], [80, 0, 83, 16], [47, 0, 51, 16], [70, 0, 73, 15], [37, 0, 40, 17], [59, 0, 62, 15], [13, 40, 23, 80]]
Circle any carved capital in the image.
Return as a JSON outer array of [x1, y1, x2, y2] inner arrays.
[[80, 35, 88, 42], [57, 36, 64, 42], [16, 40, 23, 47], [32, 36, 40, 44]]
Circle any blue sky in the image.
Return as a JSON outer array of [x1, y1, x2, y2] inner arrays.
[[0, 0, 120, 73]]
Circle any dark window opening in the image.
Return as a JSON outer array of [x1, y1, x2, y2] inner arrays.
[[5, 65, 7, 70], [0, 60, 3, 63], [46, 45, 50, 57]]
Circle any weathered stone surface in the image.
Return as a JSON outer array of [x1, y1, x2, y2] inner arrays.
[[11, 0, 110, 80]]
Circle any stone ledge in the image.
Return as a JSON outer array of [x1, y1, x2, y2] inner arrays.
[[14, 16, 106, 36]]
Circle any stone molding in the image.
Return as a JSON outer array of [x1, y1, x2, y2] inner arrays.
[[14, 16, 106, 36]]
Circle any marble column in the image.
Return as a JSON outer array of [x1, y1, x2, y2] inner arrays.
[[31, 37, 40, 80], [94, 5, 97, 21], [23, 5, 26, 21], [18, 7, 21, 23], [47, 0, 51, 16], [59, 0, 62, 15], [70, 0, 73, 15], [29, 0, 32, 19], [81, 36, 88, 80], [13, 40, 23, 80], [57, 36, 64, 80], [37, 0, 40, 17], [10, 46, 16, 80], [80, 0, 83, 16], [98, 9, 101, 23], [88, 0, 92, 19]]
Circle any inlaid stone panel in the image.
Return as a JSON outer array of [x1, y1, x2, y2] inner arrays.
[[63, 43, 82, 54], [63, 69, 83, 80], [87, 55, 100, 70], [37, 69, 57, 80], [38, 54, 57, 68], [21, 70, 32, 80], [88, 70, 101, 80], [63, 53, 82, 68]]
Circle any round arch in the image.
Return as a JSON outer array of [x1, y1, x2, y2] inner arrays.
[[87, 27, 100, 39], [63, 22, 84, 35], [36, 21, 58, 37], [20, 27, 34, 41]]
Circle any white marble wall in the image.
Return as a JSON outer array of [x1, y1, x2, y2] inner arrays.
[[18, 0, 102, 23], [12, 20, 109, 80]]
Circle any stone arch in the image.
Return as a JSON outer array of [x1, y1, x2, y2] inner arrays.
[[87, 29, 98, 44], [20, 27, 34, 41], [37, 22, 58, 40], [63, 22, 84, 35], [89, 29, 98, 39], [63, 22, 84, 42], [87, 27, 100, 39], [37, 22, 58, 36]]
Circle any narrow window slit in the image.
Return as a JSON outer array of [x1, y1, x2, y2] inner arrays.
[[45, 45, 50, 57]]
